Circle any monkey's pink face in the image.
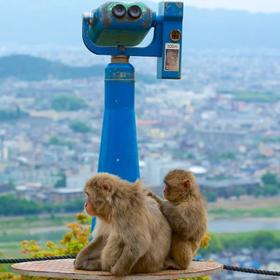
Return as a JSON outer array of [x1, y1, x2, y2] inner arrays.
[[163, 181, 171, 199], [84, 192, 96, 216], [163, 180, 184, 202]]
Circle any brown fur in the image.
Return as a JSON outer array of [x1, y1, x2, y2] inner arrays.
[[74, 173, 171, 276], [149, 169, 207, 270]]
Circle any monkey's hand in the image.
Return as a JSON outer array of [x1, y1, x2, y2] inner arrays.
[[74, 258, 102, 271], [111, 264, 129, 276], [146, 191, 163, 205], [74, 253, 88, 270], [110, 238, 148, 276], [160, 202, 190, 238], [101, 259, 111, 272], [160, 201, 171, 212], [74, 236, 103, 270]]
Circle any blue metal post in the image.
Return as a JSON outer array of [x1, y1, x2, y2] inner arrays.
[[91, 56, 140, 232], [98, 57, 140, 181]]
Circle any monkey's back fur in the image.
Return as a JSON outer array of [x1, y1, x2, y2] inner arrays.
[[159, 170, 208, 270], [131, 195, 171, 273]]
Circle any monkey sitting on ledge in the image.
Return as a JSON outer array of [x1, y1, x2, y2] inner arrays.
[[148, 169, 207, 270], [74, 173, 171, 276]]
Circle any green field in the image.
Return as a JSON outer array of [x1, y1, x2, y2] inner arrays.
[[0, 215, 73, 229], [217, 230, 280, 251], [0, 242, 21, 258], [209, 204, 280, 218], [0, 214, 74, 257], [0, 204, 280, 259]]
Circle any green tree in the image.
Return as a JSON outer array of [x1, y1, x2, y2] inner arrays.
[[70, 121, 91, 133], [8, 180, 15, 190], [263, 184, 279, 196], [54, 171, 67, 188], [0, 107, 28, 122], [219, 231, 280, 251], [204, 191, 217, 202], [51, 95, 88, 111], [235, 186, 246, 198], [63, 198, 84, 212], [252, 232, 276, 250], [257, 173, 280, 197], [48, 136, 73, 148], [0, 196, 41, 216], [218, 152, 236, 161], [262, 173, 278, 185]]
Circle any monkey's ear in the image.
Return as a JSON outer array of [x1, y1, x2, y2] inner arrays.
[[183, 179, 191, 189], [102, 183, 112, 192]]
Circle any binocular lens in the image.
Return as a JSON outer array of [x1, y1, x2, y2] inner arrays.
[[128, 5, 142, 19], [112, 4, 126, 18]]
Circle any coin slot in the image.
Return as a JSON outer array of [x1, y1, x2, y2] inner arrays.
[[170, 30, 181, 42]]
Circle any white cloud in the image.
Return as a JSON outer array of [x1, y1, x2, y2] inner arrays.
[[151, 0, 280, 13]]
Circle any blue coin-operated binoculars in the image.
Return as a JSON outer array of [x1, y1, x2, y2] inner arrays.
[[82, 1, 183, 230]]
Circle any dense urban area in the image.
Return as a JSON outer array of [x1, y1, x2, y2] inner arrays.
[[0, 50, 279, 199], [0, 48, 279, 279]]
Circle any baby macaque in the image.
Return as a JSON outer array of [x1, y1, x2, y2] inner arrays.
[[74, 173, 171, 276], [148, 169, 207, 270]]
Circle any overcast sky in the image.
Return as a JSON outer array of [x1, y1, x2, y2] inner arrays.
[[151, 0, 280, 13]]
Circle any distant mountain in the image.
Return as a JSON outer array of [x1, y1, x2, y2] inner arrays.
[[0, 0, 280, 49], [0, 55, 103, 81], [0, 55, 154, 83], [185, 9, 280, 49]]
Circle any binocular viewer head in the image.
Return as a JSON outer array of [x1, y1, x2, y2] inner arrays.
[[86, 2, 154, 47], [83, 1, 184, 79]]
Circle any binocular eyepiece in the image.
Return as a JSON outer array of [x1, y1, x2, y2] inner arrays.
[[128, 5, 142, 19], [86, 2, 154, 47], [112, 4, 142, 19], [112, 4, 126, 18]]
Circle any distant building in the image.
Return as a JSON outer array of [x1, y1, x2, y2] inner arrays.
[[7, 168, 62, 188], [142, 157, 191, 186], [48, 188, 83, 204], [193, 129, 246, 155], [16, 182, 51, 202], [15, 181, 84, 204], [66, 165, 95, 188]]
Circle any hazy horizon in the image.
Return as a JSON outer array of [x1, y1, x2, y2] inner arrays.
[[155, 0, 280, 13], [0, 1, 279, 50], [2, 0, 280, 14]]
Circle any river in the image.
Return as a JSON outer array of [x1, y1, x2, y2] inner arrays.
[[208, 217, 280, 233]]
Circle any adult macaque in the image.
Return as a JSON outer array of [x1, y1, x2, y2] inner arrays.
[[74, 173, 171, 276], [148, 169, 207, 270]]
